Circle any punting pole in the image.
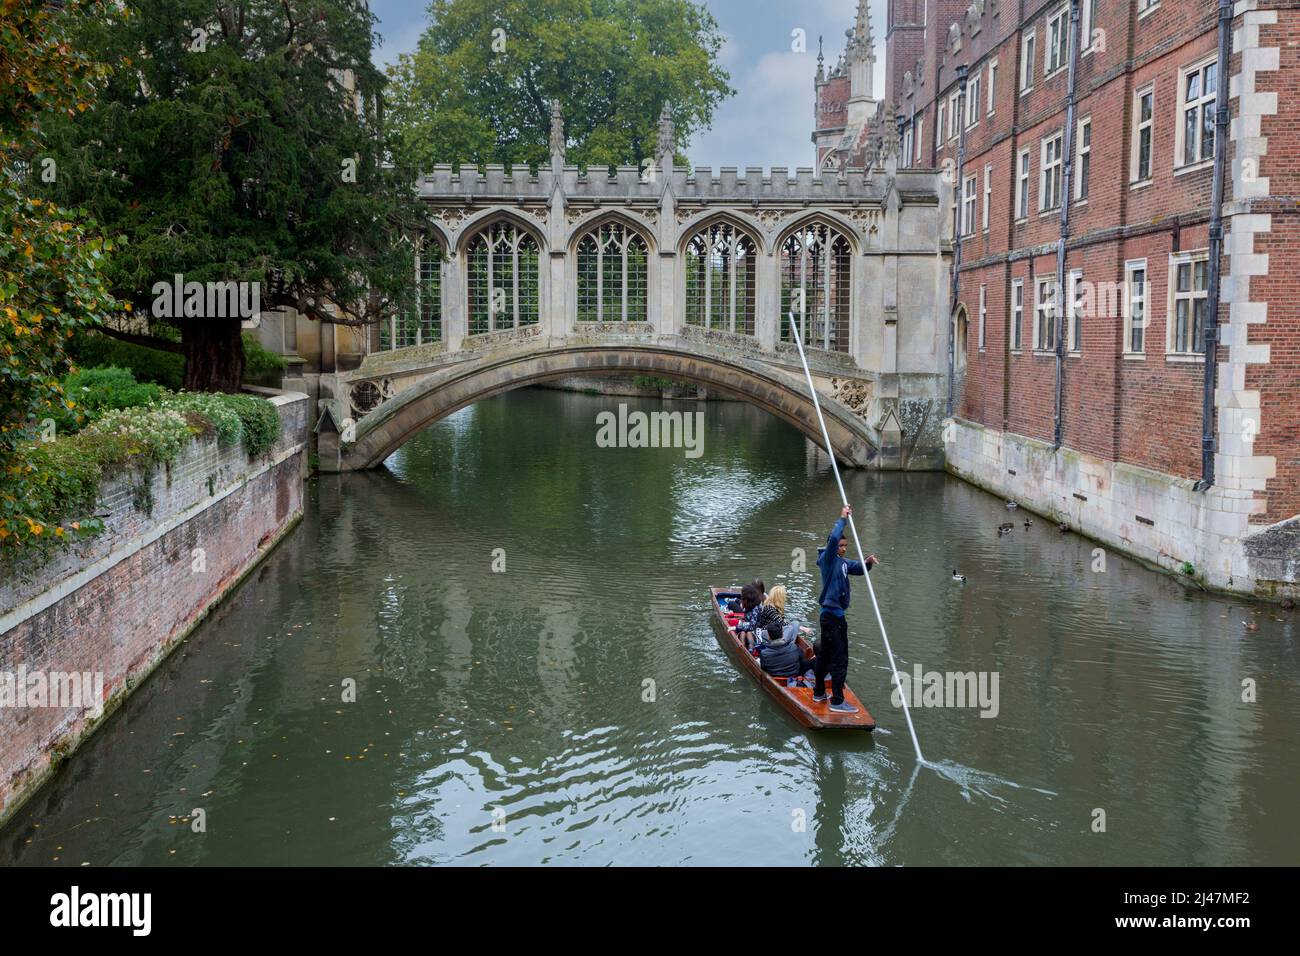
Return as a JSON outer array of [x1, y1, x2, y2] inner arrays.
[[788, 311, 925, 765]]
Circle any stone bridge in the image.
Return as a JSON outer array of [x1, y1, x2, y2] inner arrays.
[[319, 106, 953, 472]]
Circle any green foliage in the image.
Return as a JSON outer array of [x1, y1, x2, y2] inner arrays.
[[385, 0, 734, 171], [1180, 561, 1196, 576], [215, 393, 281, 457], [632, 375, 678, 390], [2, 390, 280, 563], [242, 333, 286, 386], [55, 366, 164, 432], [165, 390, 279, 457], [69, 330, 185, 389], [38, 0, 426, 391], [0, 0, 123, 552], [162, 392, 244, 447]]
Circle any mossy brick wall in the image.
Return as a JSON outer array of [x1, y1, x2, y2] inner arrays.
[[0, 391, 309, 826]]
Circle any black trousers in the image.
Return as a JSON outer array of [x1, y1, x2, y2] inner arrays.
[[814, 611, 849, 704]]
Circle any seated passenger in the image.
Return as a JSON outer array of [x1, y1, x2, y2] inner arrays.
[[734, 584, 763, 646], [749, 584, 794, 649], [759, 621, 806, 683]]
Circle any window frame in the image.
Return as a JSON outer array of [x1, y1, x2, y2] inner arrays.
[[961, 173, 978, 237], [778, 220, 853, 353], [982, 163, 993, 234], [1034, 275, 1058, 353], [966, 71, 981, 129], [1011, 278, 1025, 352], [1075, 115, 1092, 202], [1131, 85, 1155, 185], [1124, 259, 1148, 356], [978, 284, 987, 350], [1040, 130, 1064, 212], [1175, 56, 1218, 172], [1020, 30, 1037, 93], [1081, 0, 1098, 54], [575, 220, 650, 324], [1045, 5, 1069, 79], [683, 220, 757, 336], [987, 58, 998, 115], [1016, 147, 1031, 221], [1166, 250, 1210, 358], [1067, 268, 1084, 354], [465, 221, 540, 336]]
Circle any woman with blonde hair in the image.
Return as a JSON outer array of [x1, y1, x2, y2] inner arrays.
[[756, 585, 815, 684]]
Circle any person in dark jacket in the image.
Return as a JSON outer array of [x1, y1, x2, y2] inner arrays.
[[814, 505, 878, 712], [759, 621, 811, 683]]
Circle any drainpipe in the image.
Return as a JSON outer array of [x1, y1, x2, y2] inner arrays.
[[1194, 0, 1233, 492], [1052, 0, 1081, 449], [946, 64, 970, 418]]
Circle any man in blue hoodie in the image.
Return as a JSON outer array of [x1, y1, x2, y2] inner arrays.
[[814, 505, 878, 712]]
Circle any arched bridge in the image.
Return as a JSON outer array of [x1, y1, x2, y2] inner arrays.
[[317, 106, 953, 471]]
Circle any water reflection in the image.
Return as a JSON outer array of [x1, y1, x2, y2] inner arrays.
[[2, 388, 1297, 866]]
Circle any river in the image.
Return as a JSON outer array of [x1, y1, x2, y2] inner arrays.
[[2, 388, 1297, 865]]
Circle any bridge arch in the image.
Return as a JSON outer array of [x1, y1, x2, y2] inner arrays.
[[337, 342, 879, 472]]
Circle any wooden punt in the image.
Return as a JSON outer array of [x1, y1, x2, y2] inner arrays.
[[709, 587, 875, 731]]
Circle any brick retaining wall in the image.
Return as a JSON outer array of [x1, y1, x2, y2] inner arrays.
[[0, 390, 309, 827]]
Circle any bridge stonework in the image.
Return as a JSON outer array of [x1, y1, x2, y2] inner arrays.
[[322, 138, 953, 471]]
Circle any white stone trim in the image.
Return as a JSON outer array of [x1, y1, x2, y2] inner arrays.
[[1222, 1, 1278, 510]]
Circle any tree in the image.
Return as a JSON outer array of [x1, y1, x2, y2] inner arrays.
[[1, 0, 122, 552], [385, 0, 734, 172], [39, 0, 426, 391]]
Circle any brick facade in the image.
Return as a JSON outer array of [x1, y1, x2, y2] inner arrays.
[[874, 0, 1297, 597], [0, 391, 309, 826]]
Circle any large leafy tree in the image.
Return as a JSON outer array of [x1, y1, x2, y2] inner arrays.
[[386, 0, 734, 170], [1, 0, 122, 551], [39, 0, 426, 391]]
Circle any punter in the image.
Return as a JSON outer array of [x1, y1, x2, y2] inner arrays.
[[814, 505, 878, 712]]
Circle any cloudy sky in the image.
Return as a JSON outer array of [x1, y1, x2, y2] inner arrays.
[[367, 0, 888, 170]]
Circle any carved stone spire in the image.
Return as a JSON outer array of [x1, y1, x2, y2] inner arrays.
[[816, 35, 825, 83], [549, 100, 565, 165], [848, 0, 874, 62], [880, 103, 900, 161], [656, 102, 674, 162]]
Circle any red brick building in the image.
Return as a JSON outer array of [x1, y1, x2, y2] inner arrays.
[[873, 0, 1297, 597]]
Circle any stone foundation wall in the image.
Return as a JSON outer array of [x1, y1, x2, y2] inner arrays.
[[0, 391, 309, 827], [945, 416, 1299, 602]]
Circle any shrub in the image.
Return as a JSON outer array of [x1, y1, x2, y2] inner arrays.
[[217, 393, 281, 457], [68, 331, 184, 389], [242, 333, 287, 386], [1, 391, 280, 564], [164, 392, 244, 447], [84, 405, 198, 466], [55, 366, 165, 434]]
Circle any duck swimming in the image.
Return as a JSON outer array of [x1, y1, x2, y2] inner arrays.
[[952, 570, 967, 582]]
